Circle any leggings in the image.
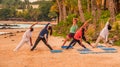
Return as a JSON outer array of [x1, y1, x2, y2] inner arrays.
[[82, 35, 91, 45], [31, 36, 53, 51], [66, 38, 86, 49]]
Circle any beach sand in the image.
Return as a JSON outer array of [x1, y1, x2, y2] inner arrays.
[[0, 25, 120, 67]]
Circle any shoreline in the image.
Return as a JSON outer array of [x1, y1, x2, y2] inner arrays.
[[0, 20, 57, 25]]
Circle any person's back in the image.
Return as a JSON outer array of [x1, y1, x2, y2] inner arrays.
[[74, 29, 82, 40]]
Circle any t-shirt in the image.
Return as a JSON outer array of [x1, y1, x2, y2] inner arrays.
[[22, 29, 32, 41], [74, 28, 82, 40], [39, 23, 50, 38], [100, 22, 109, 41], [70, 25, 78, 33]]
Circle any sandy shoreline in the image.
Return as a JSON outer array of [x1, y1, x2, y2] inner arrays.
[[0, 21, 57, 25], [0, 24, 120, 67]]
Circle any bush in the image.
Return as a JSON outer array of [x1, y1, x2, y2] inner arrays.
[[0, 8, 14, 20], [116, 13, 120, 20]]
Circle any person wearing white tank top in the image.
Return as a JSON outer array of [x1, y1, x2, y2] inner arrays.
[[13, 22, 38, 51], [94, 19, 112, 47]]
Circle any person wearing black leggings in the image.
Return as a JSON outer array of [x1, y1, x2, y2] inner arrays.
[[72, 28, 93, 47], [31, 23, 53, 51]]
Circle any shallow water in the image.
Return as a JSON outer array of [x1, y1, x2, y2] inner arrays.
[[0, 24, 45, 29], [0, 24, 45, 35]]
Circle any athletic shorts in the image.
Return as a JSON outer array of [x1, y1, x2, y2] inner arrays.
[[68, 33, 75, 38]]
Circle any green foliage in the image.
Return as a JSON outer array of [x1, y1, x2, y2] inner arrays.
[[48, 12, 58, 18], [81, 0, 87, 11], [0, 0, 2, 4], [1, 0, 21, 8], [84, 12, 92, 20], [0, 8, 16, 20], [38, 1, 53, 21], [116, 13, 120, 20], [100, 10, 110, 19], [86, 24, 96, 41], [114, 41, 120, 46]]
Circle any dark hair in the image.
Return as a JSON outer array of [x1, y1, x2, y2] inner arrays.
[[74, 18, 78, 22], [30, 28, 34, 32], [108, 24, 112, 30], [48, 26, 52, 35]]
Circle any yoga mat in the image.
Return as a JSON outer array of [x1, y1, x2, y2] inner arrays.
[[78, 48, 91, 54], [61, 46, 73, 49], [101, 48, 117, 50], [77, 48, 91, 51], [97, 45, 106, 48], [51, 50, 63, 53]]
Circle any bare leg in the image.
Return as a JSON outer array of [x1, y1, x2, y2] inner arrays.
[[62, 35, 70, 46], [94, 36, 102, 47]]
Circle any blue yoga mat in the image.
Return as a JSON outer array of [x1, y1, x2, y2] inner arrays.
[[61, 46, 73, 49], [78, 48, 91, 54], [104, 50, 117, 53], [51, 50, 63, 53], [102, 48, 117, 50], [80, 51, 90, 54], [77, 48, 91, 51], [97, 45, 106, 48]]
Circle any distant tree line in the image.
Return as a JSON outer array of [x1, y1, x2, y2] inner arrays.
[[0, 0, 53, 21]]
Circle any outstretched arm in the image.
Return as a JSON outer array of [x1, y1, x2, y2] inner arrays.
[[29, 22, 38, 29], [105, 18, 111, 27], [83, 18, 91, 27], [44, 22, 50, 29], [30, 37, 33, 46], [79, 18, 91, 30]]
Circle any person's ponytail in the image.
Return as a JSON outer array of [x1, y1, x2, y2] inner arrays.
[[48, 26, 52, 35]]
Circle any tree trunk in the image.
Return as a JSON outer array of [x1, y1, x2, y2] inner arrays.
[[62, 0, 67, 21], [87, 0, 91, 12], [108, 0, 116, 22], [56, 0, 63, 22], [78, 0, 85, 22], [91, 0, 97, 24], [114, 0, 120, 14], [102, 0, 106, 10], [96, 0, 102, 20]]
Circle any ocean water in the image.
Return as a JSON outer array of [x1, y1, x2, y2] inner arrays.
[[0, 24, 45, 35], [0, 24, 45, 29]]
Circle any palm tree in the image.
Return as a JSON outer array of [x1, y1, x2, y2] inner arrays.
[[108, 0, 116, 22], [87, 0, 91, 12], [65, 0, 78, 15], [56, 0, 63, 22], [78, 0, 85, 22], [62, 0, 67, 21], [96, 0, 102, 20], [91, 0, 97, 24]]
